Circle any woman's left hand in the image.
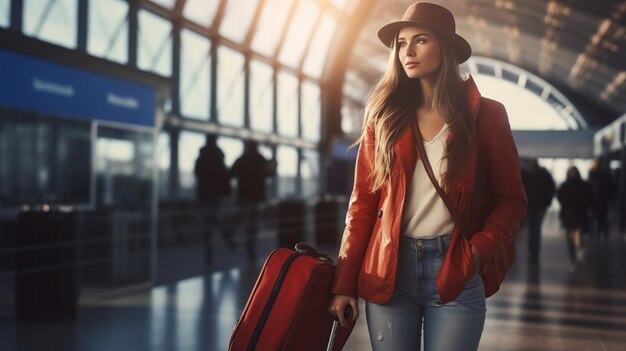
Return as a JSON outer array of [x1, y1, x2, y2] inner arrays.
[[470, 244, 482, 276]]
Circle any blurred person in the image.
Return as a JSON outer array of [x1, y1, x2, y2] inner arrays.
[[327, 3, 527, 350], [588, 159, 612, 241], [194, 135, 233, 261], [521, 158, 555, 265], [231, 140, 276, 259], [557, 166, 591, 267]]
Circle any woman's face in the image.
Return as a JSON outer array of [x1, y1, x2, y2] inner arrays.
[[397, 26, 441, 80]]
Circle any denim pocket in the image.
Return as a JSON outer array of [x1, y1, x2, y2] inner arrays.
[[466, 273, 484, 289]]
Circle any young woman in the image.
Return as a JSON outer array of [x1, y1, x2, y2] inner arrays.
[[327, 2, 527, 350]]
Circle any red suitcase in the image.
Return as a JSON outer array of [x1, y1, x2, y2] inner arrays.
[[229, 243, 354, 351]]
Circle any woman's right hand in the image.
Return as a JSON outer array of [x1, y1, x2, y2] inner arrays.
[[328, 294, 359, 329]]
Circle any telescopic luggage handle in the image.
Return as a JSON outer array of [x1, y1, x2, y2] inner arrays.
[[327, 307, 352, 351]]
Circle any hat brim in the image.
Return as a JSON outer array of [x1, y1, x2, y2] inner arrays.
[[377, 21, 472, 64]]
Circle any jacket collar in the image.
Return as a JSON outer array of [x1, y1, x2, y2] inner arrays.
[[465, 75, 482, 121], [393, 75, 482, 172]]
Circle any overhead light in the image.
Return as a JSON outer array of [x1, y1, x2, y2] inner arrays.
[[495, 0, 515, 10], [591, 19, 612, 46], [600, 71, 626, 100]]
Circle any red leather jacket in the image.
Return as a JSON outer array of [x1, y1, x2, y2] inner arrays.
[[331, 77, 527, 305]]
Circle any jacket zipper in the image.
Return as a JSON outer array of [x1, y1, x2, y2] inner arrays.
[[248, 252, 301, 351]]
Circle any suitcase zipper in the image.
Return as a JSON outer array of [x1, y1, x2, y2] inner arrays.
[[248, 252, 301, 351]]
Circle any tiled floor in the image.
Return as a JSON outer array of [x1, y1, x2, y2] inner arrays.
[[2, 211, 626, 350]]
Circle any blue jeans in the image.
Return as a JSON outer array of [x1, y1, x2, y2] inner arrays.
[[366, 235, 486, 351]]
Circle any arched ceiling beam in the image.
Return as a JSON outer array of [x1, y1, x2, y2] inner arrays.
[[467, 56, 588, 130]]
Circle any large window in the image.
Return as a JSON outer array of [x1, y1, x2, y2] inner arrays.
[[23, 0, 78, 49], [300, 149, 319, 198], [251, 0, 294, 56], [249, 59, 274, 133], [217, 136, 244, 201], [217, 46, 245, 127], [473, 75, 570, 130], [277, 71, 299, 137], [182, 0, 220, 27], [180, 29, 211, 120], [0, 0, 9, 27], [301, 81, 321, 142], [178, 131, 205, 199], [138, 9, 172, 77], [157, 131, 170, 200], [302, 14, 337, 78], [88, 0, 128, 64], [91, 125, 153, 290], [341, 98, 362, 135], [219, 0, 260, 43], [216, 137, 244, 168], [149, 0, 176, 9], [95, 126, 154, 208], [330, 0, 356, 11], [276, 145, 298, 198], [258, 144, 274, 161], [278, 0, 320, 68]]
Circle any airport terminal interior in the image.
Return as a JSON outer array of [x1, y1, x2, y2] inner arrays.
[[1, 0, 626, 350]]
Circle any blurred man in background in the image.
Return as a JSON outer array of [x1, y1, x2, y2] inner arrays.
[[521, 158, 555, 265]]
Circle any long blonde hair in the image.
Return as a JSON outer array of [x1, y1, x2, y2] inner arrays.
[[359, 30, 474, 193]]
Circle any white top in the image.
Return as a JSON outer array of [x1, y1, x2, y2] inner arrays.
[[401, 124, 455, 238]]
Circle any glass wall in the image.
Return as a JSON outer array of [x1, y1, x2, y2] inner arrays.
[[251, 0, 294, 56], [149, 0, 176, 8], [23, 0, 78, 49], [87, 0, 128, 64], [276, 145, 299, 197], [217, 137, 244, 168], [0, 111, 91, 207], [182, 0, 220, 27], [12, 0, 348, 203], [138, 9, 172, 77], [278, 0, 320, 68], [303, 14, 337, 78], [178, 131, 206, 200], [217, 46, 245, 127], [341, 98, 362, 135], [95, 126, 154, 209], [301, 81, 321, 142], [180, 29, 211, 120], [77, 119, 155, 293], [1, 0, 359, 319], [0, 0, 10, 27], [249, 60, 274, 133], [219, 0, 260, 43], [301, 149, 320, 198], [157, 131, 170, 200], [258, 144, 274, 161], [277, 71, 299, 137]]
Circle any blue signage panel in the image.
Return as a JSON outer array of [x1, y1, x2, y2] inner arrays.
[[331, 140, 358, 160], [0, 49, 156, 127]]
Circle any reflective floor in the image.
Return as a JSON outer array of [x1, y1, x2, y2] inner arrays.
[[1, 211, 626, 351]]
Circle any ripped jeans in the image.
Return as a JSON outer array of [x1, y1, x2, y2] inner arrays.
[[365, 234, 486, 351]]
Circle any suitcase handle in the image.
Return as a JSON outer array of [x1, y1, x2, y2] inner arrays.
[[294, 242, 333, 263], [327, 307, 352, 351]]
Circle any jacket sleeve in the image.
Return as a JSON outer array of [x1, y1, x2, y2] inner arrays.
[[331, 124, 381, 297], [469, 101, 528, 274]]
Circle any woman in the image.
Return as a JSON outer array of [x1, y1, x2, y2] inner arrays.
[[327, 2, 527, 350], [557, 166, 591, 267]]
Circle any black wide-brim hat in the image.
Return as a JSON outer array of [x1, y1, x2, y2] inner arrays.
[[377, 2, 472, 63]]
